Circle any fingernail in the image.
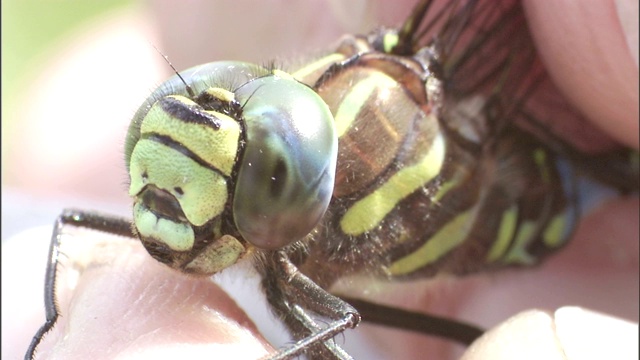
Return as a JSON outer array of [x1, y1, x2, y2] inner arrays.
[[615, 0, 639, 67], [555, 307, 639, 360]]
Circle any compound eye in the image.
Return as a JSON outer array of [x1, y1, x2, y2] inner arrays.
[[233, 74, 337, 249]]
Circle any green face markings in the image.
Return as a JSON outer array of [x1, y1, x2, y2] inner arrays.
[[133, 202, 195, 251], [128, 137, 230, 227], [125, 62, 338, 272], [128, 94, 241, 231], [141, 95, 241, 176]]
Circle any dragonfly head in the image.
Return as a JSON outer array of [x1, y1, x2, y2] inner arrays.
[[125, 62, 337, 275]]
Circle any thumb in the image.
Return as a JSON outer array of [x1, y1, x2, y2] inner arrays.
[[461, 307, 639, 360]]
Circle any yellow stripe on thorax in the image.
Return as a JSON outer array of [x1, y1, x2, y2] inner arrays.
[[432, 172, 464, 203], [334, 72, 397, 137], [383, 33, 399, 53], [292, 53, 345, 83], [340, 133, 445, 236]]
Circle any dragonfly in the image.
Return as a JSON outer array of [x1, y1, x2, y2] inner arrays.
[[26, 0, 638, 359]]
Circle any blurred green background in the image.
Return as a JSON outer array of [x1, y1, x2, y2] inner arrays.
[[2, 0, 133, 162], [2, 1, 140, 240]]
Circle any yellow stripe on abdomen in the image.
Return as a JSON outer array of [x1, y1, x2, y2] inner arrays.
[[486, 206, 518, 262], [388, 205, 479, 276]]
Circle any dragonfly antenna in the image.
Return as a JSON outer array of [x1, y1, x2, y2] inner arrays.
[[151, 44, 196, 98]]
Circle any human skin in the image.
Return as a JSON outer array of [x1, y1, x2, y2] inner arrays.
[[5, 0, 638, 359]]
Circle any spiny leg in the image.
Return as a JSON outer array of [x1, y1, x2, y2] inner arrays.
[[261, 251, 360, 360], [25, 209, 134, 360]]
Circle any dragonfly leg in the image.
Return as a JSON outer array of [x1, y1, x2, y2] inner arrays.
[[339, 296, 484, 345], [25, 209, 134, 360], [261, 251, 360, 360]]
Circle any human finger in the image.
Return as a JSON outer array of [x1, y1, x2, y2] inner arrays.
[[523, 0, 639, 149], [8, 227, 272, 360], [460, 308, 639, 360]]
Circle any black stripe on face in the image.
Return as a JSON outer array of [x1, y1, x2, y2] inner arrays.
[[141, 132, 228, 178], [160, 96, 221, 129]]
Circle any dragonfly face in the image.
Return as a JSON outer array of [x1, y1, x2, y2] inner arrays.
[[25, 0, 638, 359], [126, 62, 338, 275]]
